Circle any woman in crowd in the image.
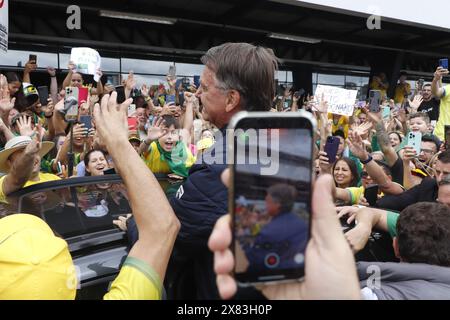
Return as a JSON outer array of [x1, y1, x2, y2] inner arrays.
[[333, 157, 360, 189]]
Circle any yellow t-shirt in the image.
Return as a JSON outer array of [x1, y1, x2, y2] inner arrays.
[[394, 82, 411, 104], [328, 114, 349, 138], [142, 141, 196, 175], [369, 80, 388, 100], [433, 84, 450, 140], [103, 257, 161, 300], [346, 186, 365, 205], [0, 172, 61, 202]]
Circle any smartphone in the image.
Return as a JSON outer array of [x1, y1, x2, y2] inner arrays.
[[445, 125, 450, 150], [407, 131, 422, 155], [103, 168, 116, 175], [168, 64, 176, 78], [78, 87, 88, 106], [29, 54, 37, 64], [439, 58, 449, 70], [418, 78, 425, 90], [382, 106, 391, 120], [182, 77, 191, 90], [193, 75, 200, 88], [228, 111, 315, 285], [364, 185, 379, 207], [37, 86, 49, 106], [369, 90, 381, 113], [324, 136, 340, 164], [115, 85, 126, 104], [128, 117, 138, 131], [57, 161, 63, 174], [166, 94, 176, 105], [128, 104, 136, 117], [64, 87, 79, 122], [79, 115, 92, 136]]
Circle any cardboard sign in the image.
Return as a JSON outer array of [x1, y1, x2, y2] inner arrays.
[[70, 47, 102, 82], [314, 84, 358, 116], [0, 0, 8, 53]]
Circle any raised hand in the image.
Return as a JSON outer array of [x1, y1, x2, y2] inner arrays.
[[347, 131, 369, 161], [353, 121, 373, 137], [47, 67, 56, 77], [409, 95, 423, 112], [93, 92, 133, 146], [140, 84, 149, 98], [71, 123, 88, 140], [434, 66, 449, 81], [68, 60, 77, 72], [17, 115, 34, 137], [24, 60, 37, 73], [318, 150, 333, 174], [0, 74, 15, 113], [24, 128, 42, 156], [402, 146, 417, 164], [125, 71, 136, 90], [147, 116, 168, 142]]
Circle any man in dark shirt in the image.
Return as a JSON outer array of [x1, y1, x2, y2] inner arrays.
[[418, 84, 440, 122], [377, 150, 450, 211], [166, 43, 280, 299]]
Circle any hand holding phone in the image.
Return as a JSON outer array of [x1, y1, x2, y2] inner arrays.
[[29, 54, 37, 65]]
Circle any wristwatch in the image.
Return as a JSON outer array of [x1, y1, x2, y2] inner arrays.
[[360, 154, 373, 165]]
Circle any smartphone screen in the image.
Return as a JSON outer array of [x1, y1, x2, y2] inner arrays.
[[230, 112, 314, 285], [364, 185, 379, 207], [324, 136, 340, 164], [166, 94, 176, 105], [29, 54, 37, 64], [115, 85, 126, 104], [439, 58, 449, 70], [369, 90, 381, 113], [79, 115, 92, 135], [37, 86, 49, 106]]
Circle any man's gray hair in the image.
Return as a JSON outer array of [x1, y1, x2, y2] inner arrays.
[[201, 43, 279, 111]]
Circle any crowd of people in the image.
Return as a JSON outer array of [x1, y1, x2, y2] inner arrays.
[[0, 41, 450, 300]]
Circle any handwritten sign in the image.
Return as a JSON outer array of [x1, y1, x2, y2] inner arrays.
[[70, 47, 101, 82], [314, 85, 358, 117], [0, 0, 8, 53]]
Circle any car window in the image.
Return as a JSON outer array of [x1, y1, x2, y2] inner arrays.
[[2, 176, 183, 240]]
